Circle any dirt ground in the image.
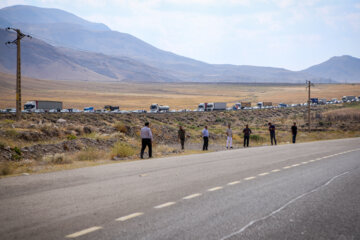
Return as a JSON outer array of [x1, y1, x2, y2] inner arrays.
[[1, 72, 360, 110]]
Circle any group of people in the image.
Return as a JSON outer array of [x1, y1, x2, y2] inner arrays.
[[140, 121, 298, 158]]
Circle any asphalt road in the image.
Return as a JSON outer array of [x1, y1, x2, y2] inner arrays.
[[1, 138, 359, 240]]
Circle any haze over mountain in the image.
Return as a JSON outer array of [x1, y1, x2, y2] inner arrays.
[[0, 5, 359, 83]]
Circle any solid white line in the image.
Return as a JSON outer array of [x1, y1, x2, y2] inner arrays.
[[154, 202, 176, 209], [183, 193, 202, 200], [258, 172, 269, 176], [220, 171, 350, 240], [116, 212, 144, 221], [244, 176, 256, 181], [301, 161, 308, 164], [208, 186, 223, 192], [227, 181, 241, 185], [271, 169, 281, 172], [66, 226, 103, 238], [283, 166, 292, 169], [291, 164, 300, 167], [309, 159, 315, 162]]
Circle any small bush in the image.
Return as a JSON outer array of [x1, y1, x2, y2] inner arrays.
[[5, 129, 18, 138], [51, 153, 72, 164], [0, 141, 5, 149], [250, 134, 265, 142], [76, 148, 102, 161], [67, 134, 77, 140], [114, 122, 128, 134], [0, 162, 13, 176], [111, 142, 135, 158]]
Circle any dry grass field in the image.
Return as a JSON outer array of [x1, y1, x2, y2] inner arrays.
[[1, 72, 360, 110]]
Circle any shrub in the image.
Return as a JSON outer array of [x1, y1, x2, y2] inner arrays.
[[0, 162, 13, 176], [0, 141, 5, 149], [67, 134, 77, 140], [51, 153, 72, 164], [114, 122, 128, 134], [5, 129, 18, 138], [111, 142, 135, 158], [11, 146, 22, 161], [250, 134, 265, 142], [76, 148, 102, 161]]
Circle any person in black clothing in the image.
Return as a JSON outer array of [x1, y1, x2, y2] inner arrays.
[[268, 122, 277, 145], [243, 124, 252, 147], [291, 122, 297, 144], [178, 126, 186, 150]]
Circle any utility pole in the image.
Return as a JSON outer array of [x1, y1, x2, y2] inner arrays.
[[306, 80, 314, 132], [5, 27, 31, 121]]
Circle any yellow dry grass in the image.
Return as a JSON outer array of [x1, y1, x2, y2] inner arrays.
[[1, 72, 360, 110]]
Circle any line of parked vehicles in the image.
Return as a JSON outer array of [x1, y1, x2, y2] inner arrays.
[[1, 96, 359, 114]]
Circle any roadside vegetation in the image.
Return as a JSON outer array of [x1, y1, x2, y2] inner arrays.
[[1, 102, 360, 177]]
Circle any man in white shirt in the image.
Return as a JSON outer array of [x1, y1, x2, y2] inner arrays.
[[202, 126, 209, 151], [140, 122, 153, 158], [226, 124, 233, 149]]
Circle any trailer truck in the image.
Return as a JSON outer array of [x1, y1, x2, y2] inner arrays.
[[104, 105, 120, 111], [240, 102, 251, 109], [342, 96, 356, 102], [150, 104, 170, 113], [213, 102, 227, 111], [24, 101, 62, 112]]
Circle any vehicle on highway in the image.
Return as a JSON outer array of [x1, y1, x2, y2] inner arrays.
[[24, 100, 62, 112], [104, 105, 120, 112], [342, 96, 356, 102], [213, 102, 227, 111], [132, 110, 147, 113], [241, 102, 251, 109], [84, 107, 94, 113], [232, 103, 241, 110], [150, 104, 170, 113], [278, 103, 288, 108]]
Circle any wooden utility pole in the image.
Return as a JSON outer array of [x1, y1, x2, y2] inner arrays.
[[306, 80, 313, 132], [5, 27, 31, 121]]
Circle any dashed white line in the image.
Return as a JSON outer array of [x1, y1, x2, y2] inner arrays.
[[283, 166, 292, 169], [66, 226, 103, 238], [208, 186, 223, 192], [291, 164, 300, 167], [154, 202, 176, 209], [271, 169, 281, 173], [227, 181, 241, 185], [183, 193, 202, 200], [301, 161, 308, 164], [309, 159, 315, 162], [116, 212, 144, 222], [258, 172, 269, 176], [244, 176, 256, 181]]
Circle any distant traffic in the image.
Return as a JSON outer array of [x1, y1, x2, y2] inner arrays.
[[1, 96, 359, 114]]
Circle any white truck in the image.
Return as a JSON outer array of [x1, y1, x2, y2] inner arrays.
[[24, 100, 62, 112], [150, 104, 170, 113], [213, 102, 227, 111], [342, 96, 356, 102]]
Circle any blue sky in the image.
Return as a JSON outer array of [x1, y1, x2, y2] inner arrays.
[[1, 0, 360, 70]]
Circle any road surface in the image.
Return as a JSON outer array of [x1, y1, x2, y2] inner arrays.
[[1, 138, 359, 240]]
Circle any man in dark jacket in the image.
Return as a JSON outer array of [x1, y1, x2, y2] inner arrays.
[[243, 124, 252, 147], [178, 126, 186, 150], [291, 122, 298, 144], [268, 122, 277, 145]]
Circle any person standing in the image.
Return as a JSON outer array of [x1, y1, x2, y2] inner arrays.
[[243, 124, 252, 147], [268, 122, 277, 145], [140, 122, 153, 159], [291, 122, 298, 144], [226, 124, 233, 149], [178, 126, 186, 150], [202, 126, 209, 151]]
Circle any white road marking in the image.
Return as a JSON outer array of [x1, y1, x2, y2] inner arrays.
[[154, 202, 176, 209], [315, 158, 322, 160], [220, 171, 350, 240], [244, 176, 256, 181], [283, 166, 292, 169], [271, 169, 281, 172], [116, 212, 144, 221], [208, 186, 223, 192], [301, 161, 308, 164], [309, 159, 315, 162], [183, 193, 202, 200], [227, 181, 241, 185], [291, 164, 300, 167], [258, 172, 269, 176], [66, 226, 103, 238]]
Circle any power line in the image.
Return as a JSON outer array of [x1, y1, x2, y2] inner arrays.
[[5, 27, 32, 121]]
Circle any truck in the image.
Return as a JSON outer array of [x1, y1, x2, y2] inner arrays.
[[240, 102, 251, 109], [198, 103, 205, 111], [84, 107, 94, 112], [342, 96, 356, 102], [232, 103, 241, 110], [150, 104, 170, 113], [104, 105, 120, 112], [310, 98, 319, 104], [24, 100, 62, 112], [318, 98, 327, 105], [213, 102, 227, 111]]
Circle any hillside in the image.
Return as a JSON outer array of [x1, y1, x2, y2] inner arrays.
[[302, 55, 360, 83], [0, 5, 359, 83]]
